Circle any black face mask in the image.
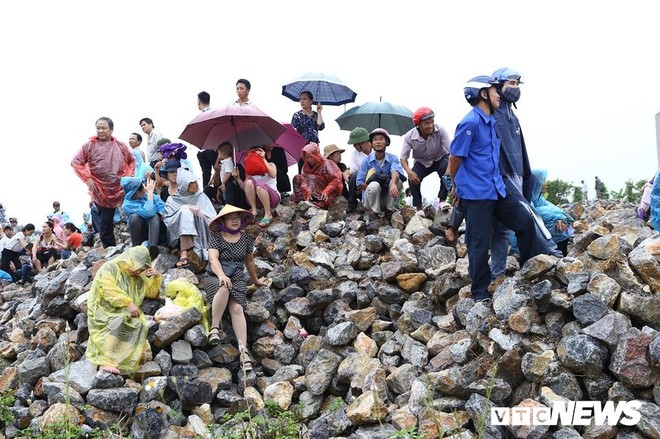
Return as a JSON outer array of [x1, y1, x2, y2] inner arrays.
[[501, 87, 521, 103]]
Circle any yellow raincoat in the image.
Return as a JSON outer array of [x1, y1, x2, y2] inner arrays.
[[86, 246, 161, 373], [164, 279, 209, 333]]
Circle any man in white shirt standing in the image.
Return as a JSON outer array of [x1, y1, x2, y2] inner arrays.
[[581, 180, 588, 203], [140, 117, 164, 166], [346, 127, 373, 213]]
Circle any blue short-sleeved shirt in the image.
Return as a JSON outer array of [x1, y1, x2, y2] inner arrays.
[[450, 107, 506, 201]]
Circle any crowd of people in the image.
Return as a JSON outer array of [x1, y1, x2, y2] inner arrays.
[[0, 70, 599, 375]]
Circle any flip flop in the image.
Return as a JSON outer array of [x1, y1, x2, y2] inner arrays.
[[259, 217, 272, 228], [175, 257, 189, 269]]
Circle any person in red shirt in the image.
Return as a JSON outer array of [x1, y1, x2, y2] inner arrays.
[[60, 222, 83, 259]]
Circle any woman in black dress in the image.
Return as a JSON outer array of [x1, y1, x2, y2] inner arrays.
[[203, 205, 268, 372]]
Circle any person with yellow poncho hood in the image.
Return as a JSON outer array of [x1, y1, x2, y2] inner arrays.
[[86, 245, 162, 374]]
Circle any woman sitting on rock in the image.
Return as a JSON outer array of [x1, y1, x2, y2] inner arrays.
[[32, 220, 63, 272], [162, 168, 216, 269], [86, 245, 161, 374], [292, 142, 343, 209], [203, 205, 269, 372], [530, 169, 574, 256], [121, 176, 166, 247]]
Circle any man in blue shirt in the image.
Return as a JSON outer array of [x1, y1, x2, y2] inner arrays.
[[446, 76, 537, 301], [356, 128, 405, 216]]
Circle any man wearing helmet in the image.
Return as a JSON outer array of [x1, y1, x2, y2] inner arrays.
[[446, 75, 537, 302], [489, 68, 562, 287], [356, 128, 405, 217], [400, 107, 451, 211], [346, 127, 373, 213]]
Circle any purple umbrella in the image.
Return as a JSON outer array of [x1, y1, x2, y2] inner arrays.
[[179, 105, 286, 151]]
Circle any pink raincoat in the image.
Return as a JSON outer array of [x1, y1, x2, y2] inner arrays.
[[72, 137, 136, 208], [293, 143, 343, 208]]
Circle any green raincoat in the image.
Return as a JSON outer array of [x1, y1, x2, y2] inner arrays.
[[86, 246, 161, 372]]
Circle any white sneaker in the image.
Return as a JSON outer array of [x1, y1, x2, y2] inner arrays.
[[439, 201, 451, 211]]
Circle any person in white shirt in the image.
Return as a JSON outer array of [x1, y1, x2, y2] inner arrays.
[[140, 117, 164, 166], [232, 79, 255, 107], [204, 142, 235, 205], [128, 132, 146, 163], [581, 180, 588, 203], [0, 225, 13, 253], [346, 127, 373, 213], [1, 223, 35, 279]]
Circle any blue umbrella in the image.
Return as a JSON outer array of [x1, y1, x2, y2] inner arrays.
[[335, 101, 414, 136], [282, 72, 357, 106]]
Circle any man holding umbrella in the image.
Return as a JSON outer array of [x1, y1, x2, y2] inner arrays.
[[400, 107, 451, 212]]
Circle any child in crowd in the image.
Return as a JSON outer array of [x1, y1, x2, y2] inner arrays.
[[205, 142, 235, 204]]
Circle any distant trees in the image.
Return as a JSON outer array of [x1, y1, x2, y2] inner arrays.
[[543, 177, 644, 205]]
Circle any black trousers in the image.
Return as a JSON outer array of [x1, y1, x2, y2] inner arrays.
[[95, 203, 117, 248], [198, 149, 219, 188]]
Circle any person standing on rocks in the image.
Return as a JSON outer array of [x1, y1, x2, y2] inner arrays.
[[204, 205, 269, 373], [581, 180, 588, 203], [446, 75, 537, 302], [86, 245, 161, 374], [595, 176, 603, 199], [400, 107, 452, 211], [71, 117, 136, 248]]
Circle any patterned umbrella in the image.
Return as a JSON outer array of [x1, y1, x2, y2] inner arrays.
[[282, 72, 357, 106]]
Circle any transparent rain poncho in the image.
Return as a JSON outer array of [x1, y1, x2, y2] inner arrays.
[[85, 246, 161, 373]]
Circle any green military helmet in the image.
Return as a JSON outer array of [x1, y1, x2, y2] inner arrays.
[[347, 127, 370, 145]]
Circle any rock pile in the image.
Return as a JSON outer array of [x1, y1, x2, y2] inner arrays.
[[0, 199, 658, 438]]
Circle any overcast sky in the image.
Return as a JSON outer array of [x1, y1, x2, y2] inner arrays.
[[2, 1, 659, 227]]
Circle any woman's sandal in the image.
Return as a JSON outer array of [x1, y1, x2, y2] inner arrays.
[[258, 217, 272, 228], [175, 257, 190, 269], [240, 348, 253, 372], [208, 327, 221, 346]]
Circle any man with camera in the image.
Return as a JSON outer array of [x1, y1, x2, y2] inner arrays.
[[356, 128, 405, 217]]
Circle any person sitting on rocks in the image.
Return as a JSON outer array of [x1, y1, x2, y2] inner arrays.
[[157, 159, 181, 203], [1, 223, 35, 281], [292, 143, 343, 209], [356, 128, 405, 217], [530, 169, 574, 256], [235, 146, 281, 227], [204, 205, 269, 372], [32, 220, 63, 272], [324, 144, 350, 199], [163, 169, 216, 270], [204, 142, 235, 205], [17, 243, 36, 285], [346, 127, 373, 213], [121, 176, 166, 247], [60, 222, 83, 259], [86, 245, 161, 374]]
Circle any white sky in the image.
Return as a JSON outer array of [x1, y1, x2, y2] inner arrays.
[[2, 1, 659, 227]]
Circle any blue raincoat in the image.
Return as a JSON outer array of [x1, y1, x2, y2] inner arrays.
[[121, 177, 165, 220], [530, 170, 574, 243]]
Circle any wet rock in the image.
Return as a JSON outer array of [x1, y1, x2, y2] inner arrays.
[[263, 381, 294, 410]]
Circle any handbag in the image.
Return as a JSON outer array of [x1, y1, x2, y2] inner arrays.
[[244, 150, 268, 176], [206, 259, 242, 277]]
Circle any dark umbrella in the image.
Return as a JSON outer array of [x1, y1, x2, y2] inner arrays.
[[179, 105, 286, 151], [282, 72, 357, 106], [335, 101, 414, 136]]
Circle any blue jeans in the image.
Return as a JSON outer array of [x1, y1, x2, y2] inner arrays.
[[462, 195, 536, 300], [409, 157, 449, 209]]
